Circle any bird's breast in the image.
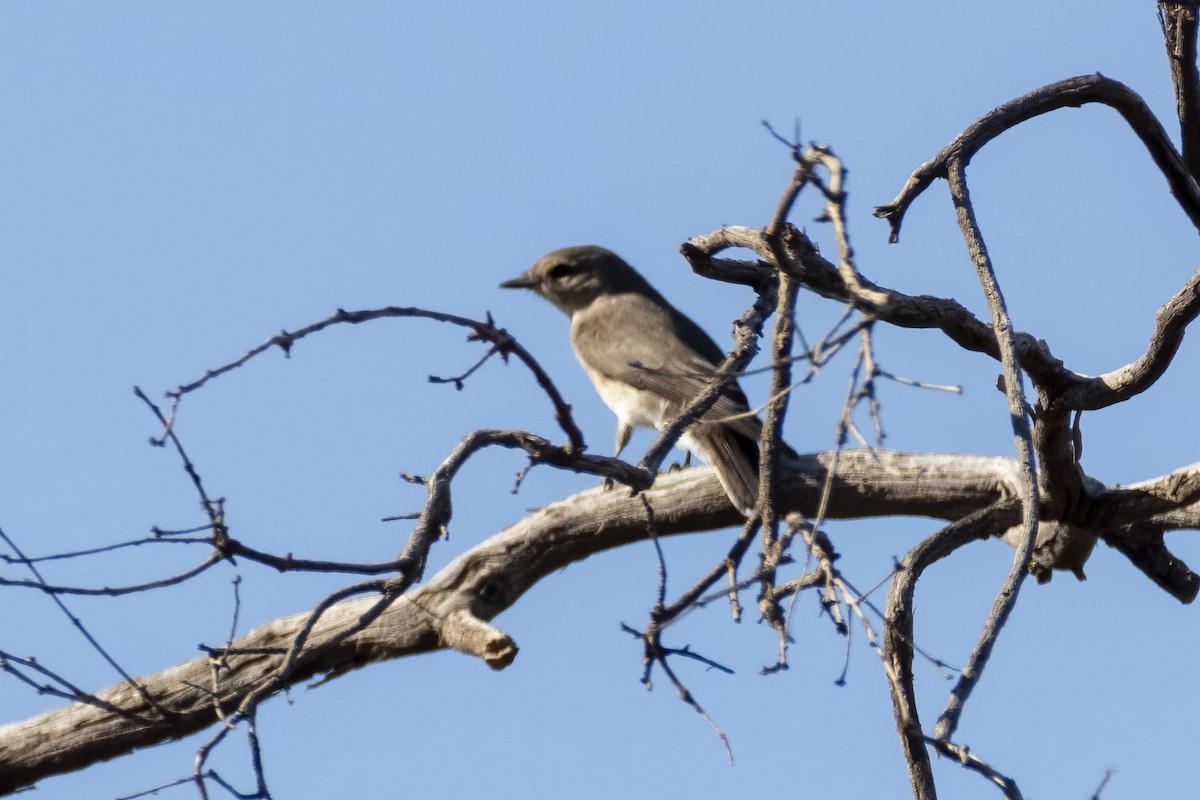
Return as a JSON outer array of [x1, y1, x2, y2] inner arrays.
[[582, 365, 672, 431]]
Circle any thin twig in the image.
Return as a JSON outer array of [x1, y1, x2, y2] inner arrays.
[[0, 528, 173, 720], [166, 307, 588, 452], [928, 737, 1025, 799]]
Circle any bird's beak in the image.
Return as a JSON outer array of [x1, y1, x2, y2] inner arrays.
[[499, 275, 537, 290]]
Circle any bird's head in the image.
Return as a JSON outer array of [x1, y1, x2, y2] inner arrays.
[[500, 245, 651, 316]]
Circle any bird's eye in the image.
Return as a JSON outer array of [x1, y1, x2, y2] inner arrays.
[[547, 263, 572, 280]]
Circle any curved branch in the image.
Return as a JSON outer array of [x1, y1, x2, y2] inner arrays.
[[884, 504, 1021, 800], [1055, 266, 1200, 410], [167, 307, 589, 452], [868, 75, 1200, 413], [694, 220, 1200, 416], [875, 74, 1200, 240], [690, 225, 1083, 390]]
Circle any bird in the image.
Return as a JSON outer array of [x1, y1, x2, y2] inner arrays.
[[500, 245, 782, 516]]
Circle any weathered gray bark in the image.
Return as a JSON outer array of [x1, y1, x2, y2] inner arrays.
[[1, 449, 1197, 794]]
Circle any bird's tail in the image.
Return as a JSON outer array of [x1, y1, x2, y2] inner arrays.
[[684, 425, 762, 517]]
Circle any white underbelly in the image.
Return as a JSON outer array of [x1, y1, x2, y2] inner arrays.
[[583, 366, 711, 461], [583, 367, 672, 431]]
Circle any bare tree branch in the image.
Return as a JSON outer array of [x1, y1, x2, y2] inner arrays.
[[689, 221, 1200, 426], [3, 447, 1196, 793], [1159, 1, 1200, 181], [1055, 266, 1200, 411], [927, 737, 1024, 800], [875, 74, 1200, 240], [884, 504, 1021, 800], [933, 158, 1040, 742], [166, 307, 589, 453]]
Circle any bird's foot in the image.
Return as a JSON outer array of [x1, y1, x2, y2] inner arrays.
[[667, 452, 694, 472]]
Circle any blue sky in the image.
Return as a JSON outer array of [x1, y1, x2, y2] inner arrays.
[[1, 2, 1197, 798]]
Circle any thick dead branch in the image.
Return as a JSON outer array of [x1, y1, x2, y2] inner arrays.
[[1102, 525, 1198, 602], [0, 451, 1014, 793], [689, 224, 1200, 422], [693, 224, 1070, 380], [3, 451, 1197, 792], [1093, 462, 1200, 601]]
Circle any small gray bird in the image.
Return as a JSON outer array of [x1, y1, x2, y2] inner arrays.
[[501, 245, 776, 516]]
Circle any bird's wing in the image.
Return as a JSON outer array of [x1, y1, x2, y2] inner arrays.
[[571, 293, 759, 433]]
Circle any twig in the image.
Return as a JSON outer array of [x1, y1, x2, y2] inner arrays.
[[0, 534, 210, 564], [114, 775, 200, 800], [166, 307, 588, 452], [1091, 767, 1117, 799], [638, 278, 778, 477], [0, 650, 160, 726], [0, 528, 173, 720], [928, 737, 1024, 799], [0, 553, 223, 596], [428, 343, 504, 390]]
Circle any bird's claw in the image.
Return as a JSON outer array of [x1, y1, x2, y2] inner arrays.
[[667, 452, 694, 472]]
